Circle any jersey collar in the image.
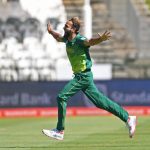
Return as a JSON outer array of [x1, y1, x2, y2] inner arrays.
[[68, 33, 80, 43]]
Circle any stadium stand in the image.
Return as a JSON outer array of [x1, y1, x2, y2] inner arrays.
[[0, 0, 150, 80], [0, 0, 66, 81], [63, 0, 138, 78]]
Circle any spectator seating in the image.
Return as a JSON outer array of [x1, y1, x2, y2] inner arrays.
[[0, 0, 66, 81]]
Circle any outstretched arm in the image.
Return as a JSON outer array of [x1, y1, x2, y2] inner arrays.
[[47, 22, 63, 42], [84, 30, 111, 46]]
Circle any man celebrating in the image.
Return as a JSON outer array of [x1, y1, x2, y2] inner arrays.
[[42, 17, 137, 140]]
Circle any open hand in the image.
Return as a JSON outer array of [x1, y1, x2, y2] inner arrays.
[[47, 22, 52, 33], [98, 30, 111, 41]]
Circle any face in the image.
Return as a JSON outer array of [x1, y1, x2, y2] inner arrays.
[[63, 21, 74, 37]]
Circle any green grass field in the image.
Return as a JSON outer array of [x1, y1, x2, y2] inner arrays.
[[0, 116, 150, 150]]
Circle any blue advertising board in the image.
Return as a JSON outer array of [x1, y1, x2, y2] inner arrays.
[[0, 80, 150, 108], [92, 80, 150, 106]]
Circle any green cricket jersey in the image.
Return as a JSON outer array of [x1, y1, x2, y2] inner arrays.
[[63, 33, 92, 73]]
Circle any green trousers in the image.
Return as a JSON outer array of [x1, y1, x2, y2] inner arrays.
[[56, 71, 129, 131]]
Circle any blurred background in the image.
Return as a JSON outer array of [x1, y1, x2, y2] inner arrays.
[[0, 0, 150, 117]]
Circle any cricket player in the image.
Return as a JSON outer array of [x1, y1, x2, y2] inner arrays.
[[42, 17, 137, 140]]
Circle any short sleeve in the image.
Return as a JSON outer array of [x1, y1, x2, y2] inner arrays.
[[77, 36, 86, 44], [77, 36, 90, 48]]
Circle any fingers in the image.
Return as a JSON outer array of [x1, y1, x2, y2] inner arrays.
[[47, 21, 51, 27], [104, 30, 111, 36], [98, 30, 112, 41], [103, 30, 112, 39], [97, 33, 101, 37], [104, 30, 108, 35], [100, 30, 111, 36], [47, 21, 52, 32]]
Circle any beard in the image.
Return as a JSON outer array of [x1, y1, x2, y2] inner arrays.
[[63, 29, 71, 39]]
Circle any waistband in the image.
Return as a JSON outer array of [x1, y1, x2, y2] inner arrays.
[[81, 68, 91, 73], [74, 68, 91, 75]]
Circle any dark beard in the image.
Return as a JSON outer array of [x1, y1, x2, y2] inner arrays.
[[63, 30, 71, 39]]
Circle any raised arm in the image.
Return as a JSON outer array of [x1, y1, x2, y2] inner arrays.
[[47, 22, 63, 42], [84, 30, 111, 46]]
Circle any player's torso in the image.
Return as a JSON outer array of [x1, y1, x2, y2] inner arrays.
[[66, 39, 85, 57], [65, 35, 92, 73]]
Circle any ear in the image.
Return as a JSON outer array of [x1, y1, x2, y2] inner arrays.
[[71, 27, 77, 33]]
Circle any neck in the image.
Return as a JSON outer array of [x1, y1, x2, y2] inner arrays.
[[68, 33, 77, 41]]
